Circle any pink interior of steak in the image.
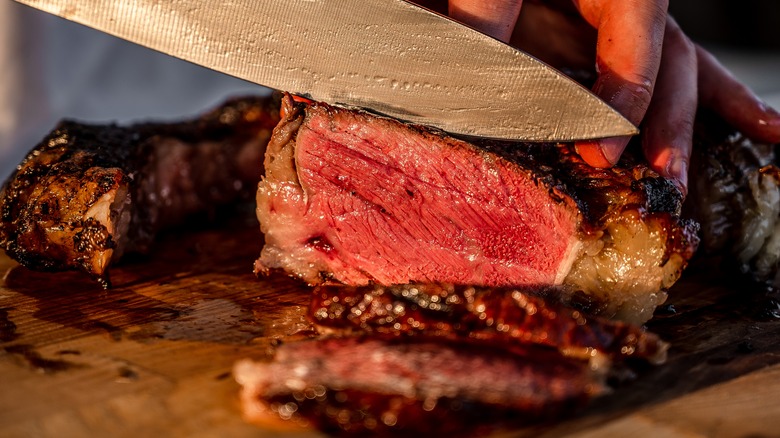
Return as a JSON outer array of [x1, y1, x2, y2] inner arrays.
[[257, 97, 581, 287]]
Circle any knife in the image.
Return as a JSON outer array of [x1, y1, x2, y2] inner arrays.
[[14, 0, 637, 141]]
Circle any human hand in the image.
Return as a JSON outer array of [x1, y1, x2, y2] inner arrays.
[[434, 0, 780, 195]]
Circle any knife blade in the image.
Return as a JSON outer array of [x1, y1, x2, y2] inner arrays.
[[14, 0, 637, 141]]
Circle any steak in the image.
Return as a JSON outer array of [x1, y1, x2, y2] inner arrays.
[[686, 113, 780, 287], [234, 336, 605, 436], [256, 94, 699, 323], [309, 283, 668, 364], [0, 96, 279, 286], [2, 93, 766, 434]]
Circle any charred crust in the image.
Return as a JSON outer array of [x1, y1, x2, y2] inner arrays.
[[633, 177, 683, 215]]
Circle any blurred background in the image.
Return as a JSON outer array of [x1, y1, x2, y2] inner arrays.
[[1, 1, 779, 181], [670, 0, 780, 114], [670, 0, 780, 50]]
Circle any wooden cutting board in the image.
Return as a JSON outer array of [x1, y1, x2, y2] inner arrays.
[[1, 221, 780, 438]]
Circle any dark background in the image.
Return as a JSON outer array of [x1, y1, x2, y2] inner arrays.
[[670, 0, 780, 49]]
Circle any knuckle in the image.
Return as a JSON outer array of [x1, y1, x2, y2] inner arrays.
[[630, 77, 655, 107]]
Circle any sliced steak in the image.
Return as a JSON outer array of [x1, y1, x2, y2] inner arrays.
[[256, 94, 699, 323], [234, 336, 605, 436], [310, 283, 668, 364], [0, 96, 279, 286]]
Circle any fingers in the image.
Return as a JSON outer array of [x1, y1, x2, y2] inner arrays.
[[574, 0, 669, 167], [697, 45, 780, 144], [448, 0, 524, 42], [641, 18, 697, 196]]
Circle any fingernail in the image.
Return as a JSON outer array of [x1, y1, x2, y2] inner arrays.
[[666, 157, 689, 196], [598, 137, 629, 165], [574, 140, 610, 167]]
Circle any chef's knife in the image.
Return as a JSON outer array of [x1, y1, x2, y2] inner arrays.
[[14, 0, 637, 141]]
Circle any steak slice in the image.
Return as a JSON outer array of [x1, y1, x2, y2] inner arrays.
[[310, 283, 668, 364], [0, 96, 279, 286], [234, 336, 605, 436], [256, 94, 699, 323]]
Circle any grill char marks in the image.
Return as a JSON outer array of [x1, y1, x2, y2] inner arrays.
[[0, 96, 280, 285]]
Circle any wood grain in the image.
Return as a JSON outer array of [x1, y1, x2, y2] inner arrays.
[[1, 223, 780, 437]]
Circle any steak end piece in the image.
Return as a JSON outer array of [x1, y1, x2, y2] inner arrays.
[[0, 96, 280, 285], [255, 94, 699, 323]]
